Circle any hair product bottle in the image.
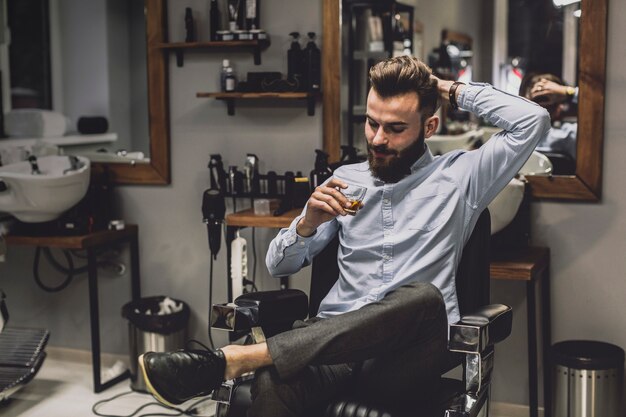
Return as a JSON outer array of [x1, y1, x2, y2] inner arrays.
[[303, 32, 321, 92], [287, 32, 304, 89], [310, 149, 333, 190], [184, 8, 196, 42], [210, 0, 220, 41], [221, 60, 233, 91]]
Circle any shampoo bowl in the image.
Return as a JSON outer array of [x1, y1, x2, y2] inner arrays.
[[487, 151, 553, 234], [0, 155, 90, 222], [426, 129, 484, 155]]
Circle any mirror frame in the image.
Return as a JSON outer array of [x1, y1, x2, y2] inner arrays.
[[91, 0, 171, 185], [322, 0, 608, 201]]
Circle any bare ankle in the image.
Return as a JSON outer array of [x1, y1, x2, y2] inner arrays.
[[220, 343, 273, 380], [221, 345, 246, 380]]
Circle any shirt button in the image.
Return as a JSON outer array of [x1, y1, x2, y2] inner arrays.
[[299, 241, 305, 246], [383, 198, 390, 204]]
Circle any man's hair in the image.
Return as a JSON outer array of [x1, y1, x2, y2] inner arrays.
[[519, 72, 564, 99], [368, 56, 440, 120]]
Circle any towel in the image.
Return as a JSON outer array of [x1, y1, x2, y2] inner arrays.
[[5, 109, 70, 138]]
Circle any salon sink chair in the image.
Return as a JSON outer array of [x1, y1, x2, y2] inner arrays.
[[211, 210, 512, 417]]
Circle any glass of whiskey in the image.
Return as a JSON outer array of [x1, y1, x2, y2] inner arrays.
[[341, 184, 367, 215]]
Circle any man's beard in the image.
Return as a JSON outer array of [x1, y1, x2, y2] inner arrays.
[[367, 129, 425, 183]]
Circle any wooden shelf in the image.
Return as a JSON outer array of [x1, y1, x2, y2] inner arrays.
[[156, 40, 270, 66], [5, 225, 138, 250], [197, 91, 319, 116], [489, 246, 550, 282], [226, 208, 300, 228]]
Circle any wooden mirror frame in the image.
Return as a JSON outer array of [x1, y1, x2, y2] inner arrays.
[[91, 0, 171, 185], [322, 0, 608, 201]]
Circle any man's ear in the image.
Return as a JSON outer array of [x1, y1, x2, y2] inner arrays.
[[424, 115, 439, 138]]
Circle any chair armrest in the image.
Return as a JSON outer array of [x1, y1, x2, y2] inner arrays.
[[211, 289, 309, 332], [448, 304, 512, 354]]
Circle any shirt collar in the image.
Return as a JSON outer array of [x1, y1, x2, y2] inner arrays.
[[410, 144, 434, 173]]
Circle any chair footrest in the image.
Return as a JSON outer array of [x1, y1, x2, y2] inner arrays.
[[0, 327, 50, 402], [0, 327, 50, 367]]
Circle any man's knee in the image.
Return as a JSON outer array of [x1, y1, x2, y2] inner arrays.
[[396, 282, 445, 313]]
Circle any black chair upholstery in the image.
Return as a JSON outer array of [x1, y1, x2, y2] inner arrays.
[[211, 209, 512, 417]]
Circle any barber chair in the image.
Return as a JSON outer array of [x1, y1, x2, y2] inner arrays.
[[0, 291, 50, 402], [211, 210, 512, 417]]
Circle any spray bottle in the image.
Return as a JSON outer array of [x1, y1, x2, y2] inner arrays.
[[303, 32, 321, 92], [310, 149, 333, 189], [287, 32, 304, 88]]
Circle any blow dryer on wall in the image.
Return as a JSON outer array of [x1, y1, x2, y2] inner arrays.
[[202, 188, 226, 259]]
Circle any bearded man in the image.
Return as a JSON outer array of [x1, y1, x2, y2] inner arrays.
[[139, 56, 550, 417]]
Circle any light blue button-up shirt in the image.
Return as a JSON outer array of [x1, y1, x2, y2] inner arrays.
[[266, 83, 550, 324]]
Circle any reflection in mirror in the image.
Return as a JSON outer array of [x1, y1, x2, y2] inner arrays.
[[340, 0, 581, 176], [324, 0, 606, 200], [0, 0, 150, 166], [0, 0, 170, 184]]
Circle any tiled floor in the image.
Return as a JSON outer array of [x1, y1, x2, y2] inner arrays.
[[1, 349, 518, 417], [0, 350, 217, 417]]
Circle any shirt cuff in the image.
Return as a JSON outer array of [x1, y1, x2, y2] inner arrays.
[[457, 82, 490, 111], [282, 215, 316, 249]]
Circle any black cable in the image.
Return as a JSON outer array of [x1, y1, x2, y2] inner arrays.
[[207, 255, 215, 350], [33, 247, 74, 292], [251, 228, 257, 286], [91, 389, 213, 417], [43, 247, 90, 275], [33, 247, 116, 293]]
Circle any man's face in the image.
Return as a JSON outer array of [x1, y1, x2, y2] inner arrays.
[[365, 89, 436, 183]]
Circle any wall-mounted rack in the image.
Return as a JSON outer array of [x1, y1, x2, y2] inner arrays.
[[157, 40, 270, 67], [196, 91, 318, 116]]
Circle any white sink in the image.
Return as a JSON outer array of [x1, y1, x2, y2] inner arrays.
[[0, 155, 90, 222], [426, 129, 484, 155], [488, 152, 553, 234], [488, 178, 525, 234], [519, 151, 552, 176]]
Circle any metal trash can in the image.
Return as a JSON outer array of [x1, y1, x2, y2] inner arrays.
[[552, 340, 624, 417], [122, 296, 190, 392]]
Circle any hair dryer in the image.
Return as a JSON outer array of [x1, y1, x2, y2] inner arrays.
[[202, 188, 226, 259]]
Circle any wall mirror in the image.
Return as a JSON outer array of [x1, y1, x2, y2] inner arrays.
[[322, 0, 607, 201], [0, 0, 170, 184]]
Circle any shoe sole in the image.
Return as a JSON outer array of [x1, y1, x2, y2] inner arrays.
[[138, 353, 179, 409]]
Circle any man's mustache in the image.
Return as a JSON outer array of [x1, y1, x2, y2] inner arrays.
[[369, 144, 397, 155]]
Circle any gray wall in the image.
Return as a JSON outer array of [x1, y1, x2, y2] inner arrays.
[[1, 0, 625, 409]]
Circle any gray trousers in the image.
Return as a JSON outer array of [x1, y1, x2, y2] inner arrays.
[[247, 282, 451, 417]]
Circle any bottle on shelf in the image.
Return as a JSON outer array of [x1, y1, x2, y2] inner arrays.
[[303, 32, 321, 93], [210, 0, 220, 41], [225, 68, 237, 92], [221, 59, 233, 91], [245, 0, 259, 30], [287, 32, 304, 89], [184, 8, 196, 42], [310, 149, 333, 190]]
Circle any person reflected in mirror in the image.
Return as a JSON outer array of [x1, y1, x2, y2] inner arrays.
[[138, 56, 550, 417], [520, 73, 578, 162]]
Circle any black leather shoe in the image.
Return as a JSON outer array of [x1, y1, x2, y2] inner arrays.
[[139, 349, 226, 407]]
